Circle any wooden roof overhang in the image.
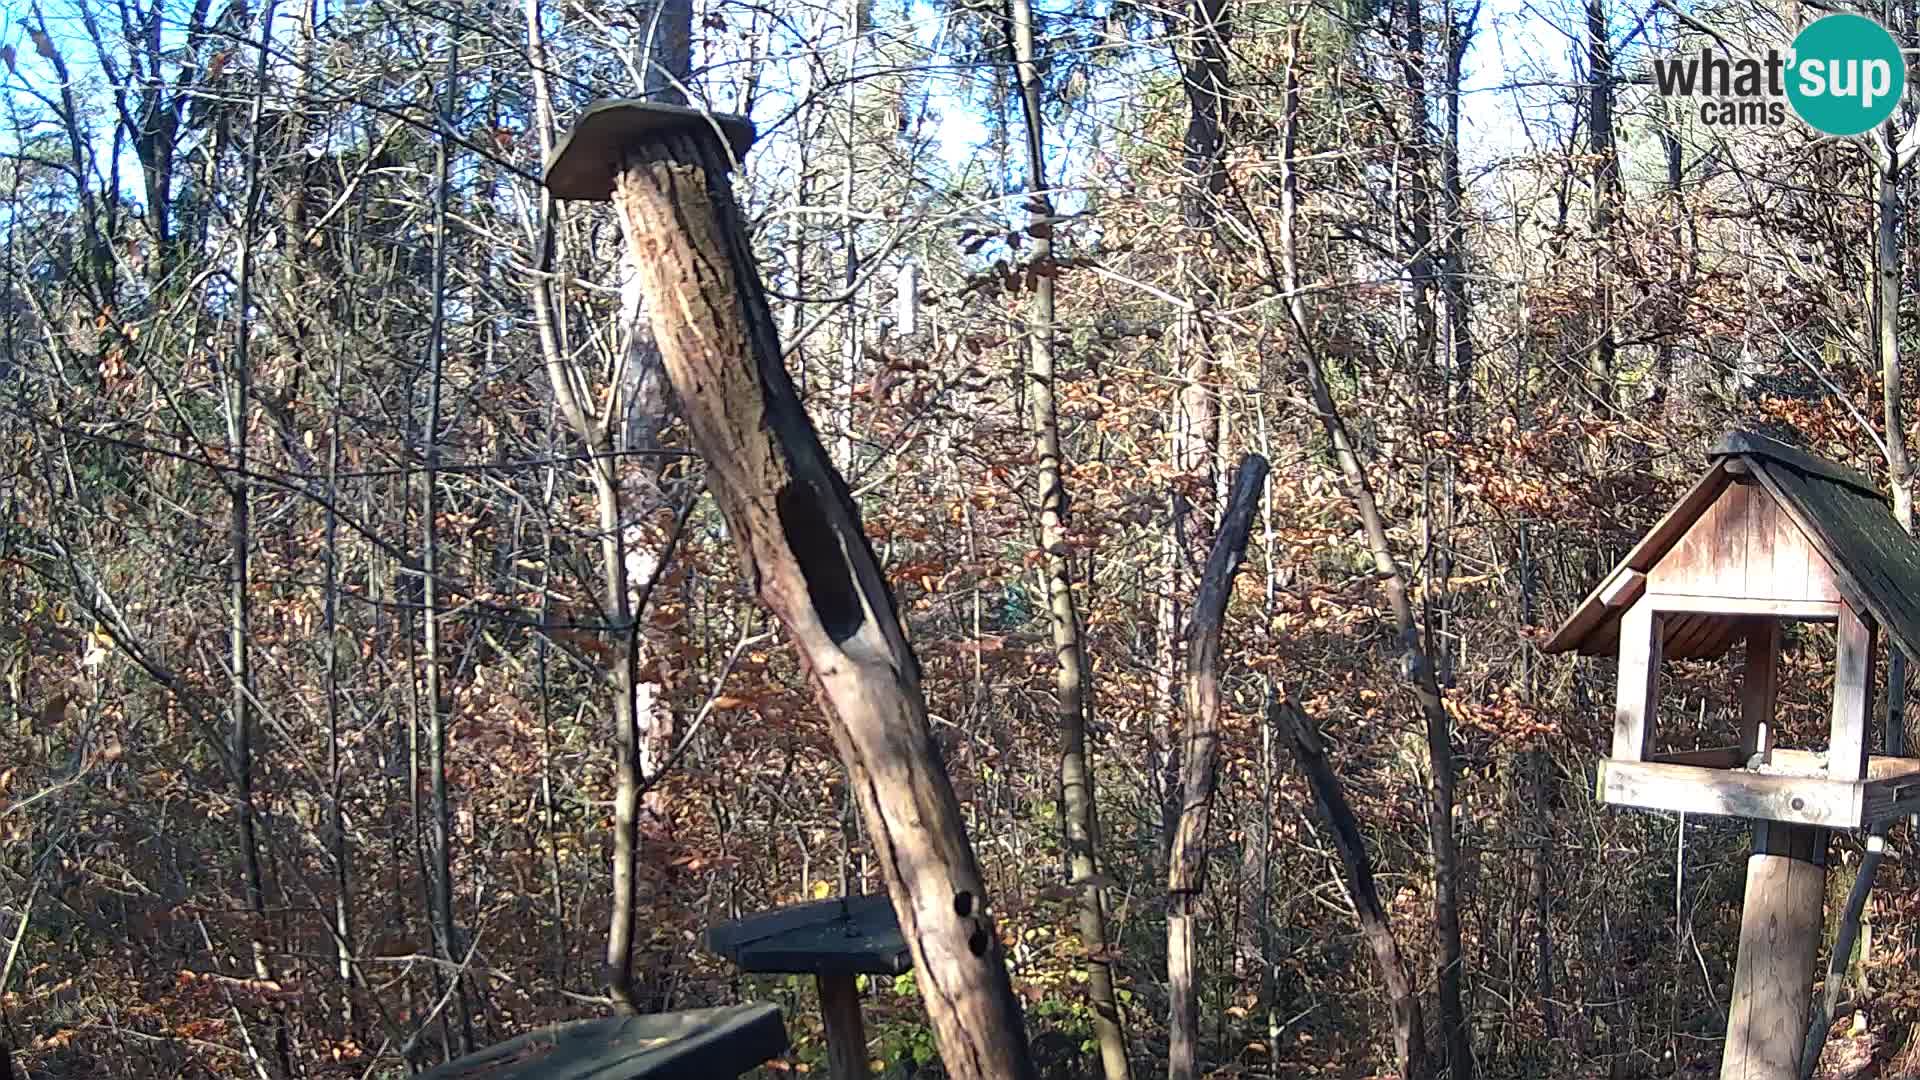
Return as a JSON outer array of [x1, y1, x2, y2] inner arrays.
[[1545, 431, 1920, 664]]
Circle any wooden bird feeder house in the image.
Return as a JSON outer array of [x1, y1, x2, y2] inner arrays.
[[1547, 429, 1920, 1078], [1546, 430, 1920, 829]]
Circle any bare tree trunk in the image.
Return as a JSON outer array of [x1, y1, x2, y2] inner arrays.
[[420, 40, 474, 1051], [1526, 749, 1556, 1039], [1168, 457, 1269, 1080], [1280, 700, 1430, 1079], [1275, 22, 1470, 1076], [603, 122, 1038, 1080], [1158, 0, 1232, 875], [325, 304, 354, 1036], [836, 0, 862, 474], [1398, 0, 1437, 370], [1009, 7, 1130, 1076], [1586, 0, 1617, 411], [229, 4, 289, 1071], [523, 0, 687, 1012], [1439, 0, 1477, 404]]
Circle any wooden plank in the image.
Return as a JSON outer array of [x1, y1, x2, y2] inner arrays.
[[1741, 620, 1780, 764], [1766, 749, 1920, 780], [1721, 823, 1825, 1080], [1863, 771, 1920, 826], [1649, 498, 1717, 596], [1747, 487, 1795, 600], [1600, 568, 1647, 609], [1830, 607, 1877, 784], [818, 974, 871, 1080], [1717, 431, 1880, 496], [1613, 601, 1660, 762], [1644, 593, 1840, 620], [1649, 745, 1745, 768], [416, 1006, 790, 1080], [1667, 614, 1718, 659], [1686, 619, 1741, 661], [1750, 464, 1875, 627], [1717, 484, 1756, 597], [1597, 760, 1862, 828]]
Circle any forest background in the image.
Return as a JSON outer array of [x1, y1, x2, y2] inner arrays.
[[1, 0, 1916, 1073]]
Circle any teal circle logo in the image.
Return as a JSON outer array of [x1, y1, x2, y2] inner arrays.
[[1786, 14, 1905, 136]]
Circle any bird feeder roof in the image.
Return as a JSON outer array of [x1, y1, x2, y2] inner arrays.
[[543, 99, 756, 201], [1545, 430, 1920, 664]]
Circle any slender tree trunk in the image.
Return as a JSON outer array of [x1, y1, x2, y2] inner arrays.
[[1168, 457, 1268, 1080], [1440, 0, 1477, 404], [1586, 0, 1617, 411], [524, 0, 687, 1012], [325, 308, 354, 1036], [229, 4, 289, 1072], [1399, 0, 1437, 370], [1157, 0, 1233, 875], [836, 0, 862, 474], [1275, 24, 1470, 1076], [420, 38, 475, 1053], [1008, 8, 1130, 1077]]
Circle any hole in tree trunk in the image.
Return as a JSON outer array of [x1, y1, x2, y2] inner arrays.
[[777, 482, 865, 646]]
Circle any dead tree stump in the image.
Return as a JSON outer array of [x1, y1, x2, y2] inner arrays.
[[544, 101, 1038, 1080]]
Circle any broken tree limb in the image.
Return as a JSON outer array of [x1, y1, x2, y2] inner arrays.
[[1167, 453, 1268, 1080], [1799, 833, 1884, 1080], [544, 103, 1037, 1080], [1279, 698, 1431, 1080]]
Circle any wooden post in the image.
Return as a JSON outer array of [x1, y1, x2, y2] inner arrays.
[[1741, 620, 1780, 765], [1613, 600, 1661, 761], [1830, 606, 1877, 783], [1722, 822, 1825, 1080], [544, 102, 1038, 1080], [818, 974, 870, 1080]]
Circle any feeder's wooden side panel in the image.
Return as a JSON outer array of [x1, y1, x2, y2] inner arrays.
[[1831, 606, 1878, 783], [1722, 823, 1825, 1080], [1614, 601, 1661, 761], [1742, 620, 1780, 762], [1648, 481, 1842, 604]]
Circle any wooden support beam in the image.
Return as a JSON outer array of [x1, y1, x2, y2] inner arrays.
[[1721, 822, 1825, 1080], [1831, 607, 1877, 784], [1644, 593, 1840, 620], [1597, 760, 1861, 828], [1600, 568, 1646, 609], [1741, 620, 1780, 765], [818, 975, 870, 1080], [1614, 601, 1660, 762]]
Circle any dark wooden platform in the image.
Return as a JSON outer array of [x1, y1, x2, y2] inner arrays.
[[703, 895, 912, 977], [417, 1002, 787, 1079]]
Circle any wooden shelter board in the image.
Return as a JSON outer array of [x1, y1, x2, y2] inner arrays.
[[1646, 481, 1842, 605]]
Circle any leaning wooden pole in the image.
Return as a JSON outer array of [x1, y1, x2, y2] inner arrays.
[[1167, 453, 1269, 1080], [544, 103, 1038, 1080]]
